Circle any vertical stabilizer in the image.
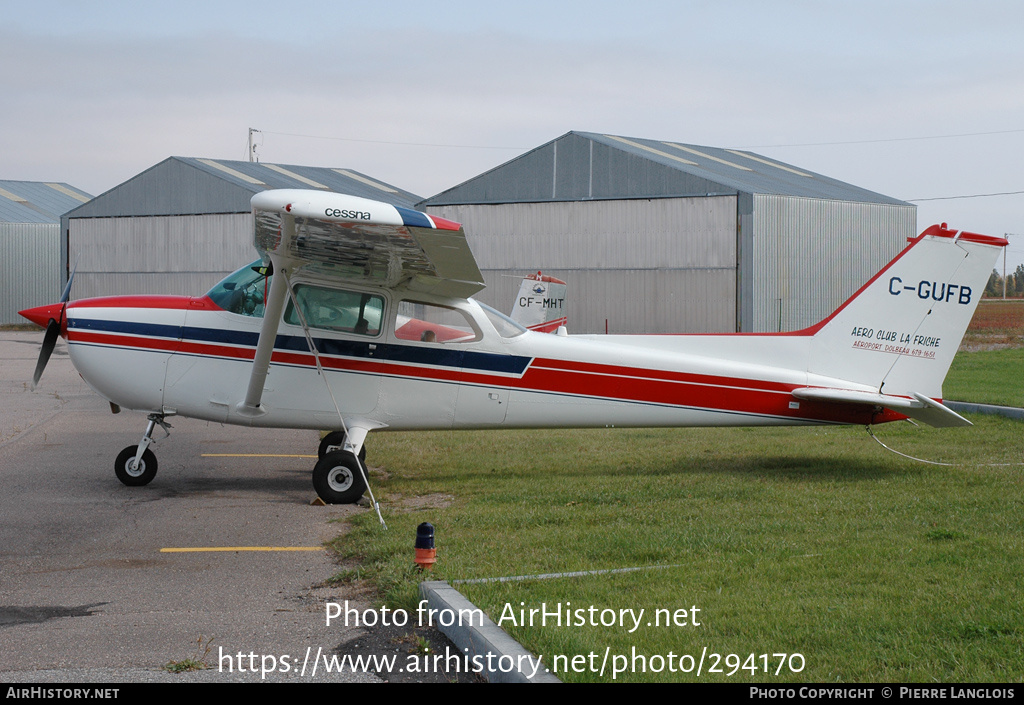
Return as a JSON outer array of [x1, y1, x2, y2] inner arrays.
[[510, 272, 568, 333], [806, 225, 1007, 399]]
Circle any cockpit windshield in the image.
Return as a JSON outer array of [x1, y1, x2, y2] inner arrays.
[[206, 260, 273, 317]]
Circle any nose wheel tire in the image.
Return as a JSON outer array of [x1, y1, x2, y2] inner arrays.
[[115, 445, 158, 486], [312, 451, 367, 504]]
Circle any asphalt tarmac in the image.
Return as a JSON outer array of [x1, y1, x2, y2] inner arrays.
[[0, 330, 428, 683]]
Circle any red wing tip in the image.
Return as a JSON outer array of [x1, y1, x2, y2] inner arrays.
[[428, 214, 462, 231]]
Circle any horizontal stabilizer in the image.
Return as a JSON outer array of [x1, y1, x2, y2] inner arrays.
[[791, 388, 972, 428]]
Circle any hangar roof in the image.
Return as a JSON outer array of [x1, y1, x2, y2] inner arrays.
[[421, 131, 908, 207], [0, 180, 92, 223], [66, 157, 422, 219]]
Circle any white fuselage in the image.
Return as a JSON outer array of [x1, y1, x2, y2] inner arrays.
[[63, 284, 894, 434]]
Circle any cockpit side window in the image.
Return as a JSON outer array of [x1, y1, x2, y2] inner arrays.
[[284, 284, 384, 336], [206, 260, 272, 317]]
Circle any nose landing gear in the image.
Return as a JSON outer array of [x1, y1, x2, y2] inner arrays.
[[115, 414, 172, 487]]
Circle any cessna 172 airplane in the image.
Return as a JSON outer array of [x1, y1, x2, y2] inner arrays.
[[21, 189, 1006, 504]]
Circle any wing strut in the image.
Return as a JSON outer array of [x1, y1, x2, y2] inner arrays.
[[236, 215, 295, 417]]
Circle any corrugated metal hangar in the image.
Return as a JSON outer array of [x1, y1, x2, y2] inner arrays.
[[1, 180, 92, 325], [62, 157, 422, 299], [420, 131, 915, 333]]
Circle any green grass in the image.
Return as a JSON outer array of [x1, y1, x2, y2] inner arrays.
[[332, 419, 1024, 682], [945, 348, 1024, 408]]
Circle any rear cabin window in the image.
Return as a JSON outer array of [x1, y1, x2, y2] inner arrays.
[[394, 301, 480, 343]]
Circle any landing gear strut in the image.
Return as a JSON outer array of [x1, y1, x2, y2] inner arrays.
[[318, 430, 366, 464], [115, 414, 171, 487]]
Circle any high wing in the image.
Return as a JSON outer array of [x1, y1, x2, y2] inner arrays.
[[252, 189, 484, 297], [238, 189, 485, 415]]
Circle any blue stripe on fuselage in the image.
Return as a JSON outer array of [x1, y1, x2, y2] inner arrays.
[[71, 318, 181, 340], [69, 318, 529, 375]]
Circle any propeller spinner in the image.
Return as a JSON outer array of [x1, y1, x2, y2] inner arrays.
[[19, 268, 75, 388]]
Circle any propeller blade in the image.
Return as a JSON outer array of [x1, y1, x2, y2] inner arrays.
[[59, 262, 77, 305], [32, 319, 61, 388], [24, 264, 75, 388]]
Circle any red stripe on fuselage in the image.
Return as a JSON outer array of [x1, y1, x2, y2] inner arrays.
[[70, 330, 182, 353], [69, 325, 898, 425], [68, 295, 203, 310], [528, 357, 794, 393], [514, 363, 899, 424]]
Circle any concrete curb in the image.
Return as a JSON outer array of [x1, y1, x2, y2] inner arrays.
[[419, 580, 561, 683], [946, 401, 1024, 420]]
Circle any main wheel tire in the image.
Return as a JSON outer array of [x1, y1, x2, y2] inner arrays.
[[312, 451, 367, 504], [318, 431, 366, 464], [115, 445, 158, 486]]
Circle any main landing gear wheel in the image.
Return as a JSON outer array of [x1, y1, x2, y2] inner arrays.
[[115, 445, 158, 486], [312, 451, 367, 505], [318, 431, 366, 464]]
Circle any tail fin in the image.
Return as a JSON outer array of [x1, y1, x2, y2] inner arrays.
[[806, 224, 1007, 401], [510, 272, 568, 333]]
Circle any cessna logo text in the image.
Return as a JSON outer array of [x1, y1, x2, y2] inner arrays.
[[325, 208, 372, 220], [888, 277, 972, 305]]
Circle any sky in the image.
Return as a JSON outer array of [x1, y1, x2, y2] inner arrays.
[[3, 0, 1022, 271]]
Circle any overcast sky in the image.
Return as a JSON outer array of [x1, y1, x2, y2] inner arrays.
[[3, 0, 1022, 269]]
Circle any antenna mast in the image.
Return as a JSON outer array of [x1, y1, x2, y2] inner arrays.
[[248, 128, 261, 162]]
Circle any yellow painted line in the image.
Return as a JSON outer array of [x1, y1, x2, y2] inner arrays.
[[201, 453, 317, 458], [161, 547, 323, 553]]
